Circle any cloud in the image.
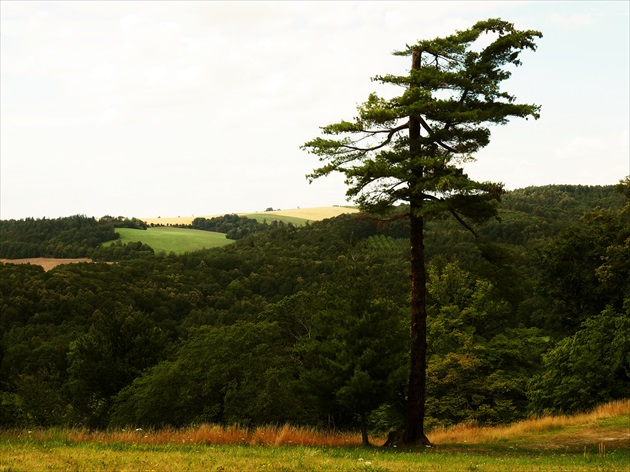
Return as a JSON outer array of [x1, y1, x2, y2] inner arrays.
[[553, 127, 630, 183], [547, 12, 594, 31], [1, 1, 628, 219]]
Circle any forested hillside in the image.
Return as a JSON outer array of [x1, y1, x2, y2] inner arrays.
[[0, 184, 627, 441], [0, 216, 147, 259], [0, 214, 289, 260]]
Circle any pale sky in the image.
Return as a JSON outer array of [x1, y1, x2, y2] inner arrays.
[[1, 1, 628, 220]]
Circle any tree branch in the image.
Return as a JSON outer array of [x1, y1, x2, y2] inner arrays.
[[449, 209, 480, 243], [443, 88, 470, 132], [416, 115, 458, 153], [359, 124, 409, 135], [341, 123, 408, 152], [420, 193, 480, 242]]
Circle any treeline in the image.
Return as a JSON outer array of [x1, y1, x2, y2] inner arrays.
[[99, 216, 148, 230], [91, 240, 155, 261], [148, 214, 294, 240], [190, 214, 284, 240], [0, 215, 119, 259], [0, 215, 152, 260], [0, 184, 627, 439]]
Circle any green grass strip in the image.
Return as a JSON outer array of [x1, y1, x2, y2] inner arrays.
[[110, 227, 233, 254]]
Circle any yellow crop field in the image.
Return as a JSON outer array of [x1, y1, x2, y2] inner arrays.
[[142, 206, 359, 226], [261, 206, 359, 220]]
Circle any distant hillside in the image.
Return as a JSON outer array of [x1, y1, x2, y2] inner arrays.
[[141, 206, 360, 226], [1, 188, 623, 260]]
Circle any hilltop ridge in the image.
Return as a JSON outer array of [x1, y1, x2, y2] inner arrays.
[[141, 206, 360, 226]]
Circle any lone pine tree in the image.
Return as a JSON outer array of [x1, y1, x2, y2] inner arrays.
[[302, 18, 542, 445]]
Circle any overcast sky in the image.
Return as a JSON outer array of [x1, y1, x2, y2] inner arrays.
[[1, 1, 628, 220]]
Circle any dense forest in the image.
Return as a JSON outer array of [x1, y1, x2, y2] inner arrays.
[[0, 184, 628, 442]]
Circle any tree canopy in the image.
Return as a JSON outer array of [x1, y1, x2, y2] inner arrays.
[[303, 18, 541, 220]]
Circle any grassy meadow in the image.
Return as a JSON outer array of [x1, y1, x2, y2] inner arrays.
[[1, 401, 628, 471], [110, 227, 232, 254]]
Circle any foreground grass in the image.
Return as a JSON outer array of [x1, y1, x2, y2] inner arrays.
[[1, 437, 626, 471], [111, 227, 232, 254], [2, 400, 628, 471], [3, 441, 626, 472]]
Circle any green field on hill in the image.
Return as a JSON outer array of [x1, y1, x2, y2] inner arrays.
[[109, 214, 310, 255], [110, 227, 232, 254]]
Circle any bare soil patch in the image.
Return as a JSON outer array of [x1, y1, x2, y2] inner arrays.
[[0, 258, 93, 271]]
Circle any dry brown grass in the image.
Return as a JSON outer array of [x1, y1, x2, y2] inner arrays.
[[4, 404, 629, 471], [6, 400, 627, 450], [0, 257, 93, 271], [13, 424, 376, 448], [429, 399, 630, 446]]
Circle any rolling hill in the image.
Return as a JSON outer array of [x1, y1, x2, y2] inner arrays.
[[141, 206, 360, 226]]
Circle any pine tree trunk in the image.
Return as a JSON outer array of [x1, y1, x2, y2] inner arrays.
[[403, 208, 430, 445], [360, 411, 370, 446], [403, 48, 430, 446]]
